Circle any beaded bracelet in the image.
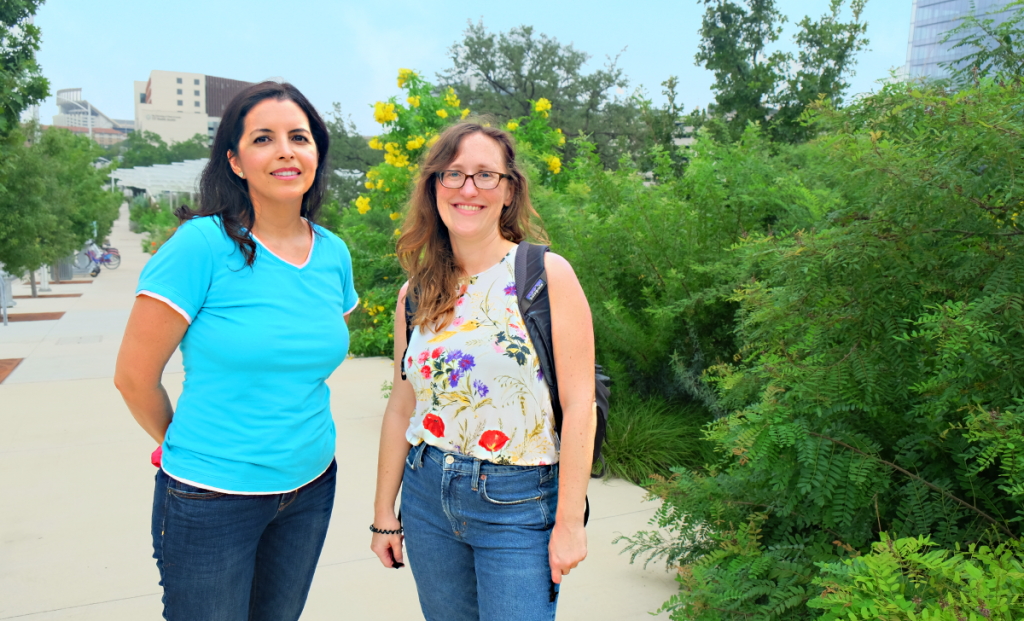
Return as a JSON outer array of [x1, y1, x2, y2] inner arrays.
[[369, 524, 404, 535]]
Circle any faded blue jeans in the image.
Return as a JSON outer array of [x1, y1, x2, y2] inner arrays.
[[402, 443, 560, 621], [150, 460, 336, 621]]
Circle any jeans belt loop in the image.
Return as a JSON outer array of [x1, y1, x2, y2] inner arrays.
[[471, 458, 482, 491], [412, 442, 428, 470]]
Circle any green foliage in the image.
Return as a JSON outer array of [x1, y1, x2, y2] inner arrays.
[[810, 534, 1024, 620], [695, 0, 869, 143], [111, 130, 210, 168], [940, 0, 1024, 85], [602, 393, 714, 483], [0, 0, 48, 139], [534, 124, 831, 400], [128, 195, 179, 254], [438, 21, 645, 167], [0, 125, 121, 275], [324, 103, 383, 207], [617, 78, 1024, 620]]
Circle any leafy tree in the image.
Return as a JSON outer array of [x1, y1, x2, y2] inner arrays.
[[695, 0, 788, 140], [438, 21, 641, 166], [631, 76, 688, 174], [324, 103, 382, 207], [772, 0, 869, 143], [695, 0, 870, 143], [0, 0, 48, 138], [110, 130, 210, 168], [940, 0, 1024, 85], [0, 125, 121, 277]]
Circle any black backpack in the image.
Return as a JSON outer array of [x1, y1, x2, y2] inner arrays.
[[400, 241, 611, 479]]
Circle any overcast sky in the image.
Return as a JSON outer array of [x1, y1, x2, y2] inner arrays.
[[32, 0, 914, 135]]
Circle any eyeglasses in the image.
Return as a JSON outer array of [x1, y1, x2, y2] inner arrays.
[[436, 170, 510, 190]]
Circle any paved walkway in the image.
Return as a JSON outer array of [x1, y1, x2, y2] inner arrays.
[[0, 204, 677, 620]]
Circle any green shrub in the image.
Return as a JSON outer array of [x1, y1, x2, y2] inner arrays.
[[810, 534, 1024, 620], [129, 196, 179, 254], [617, 77, 1024, 620], [601, 393, 714, 483]]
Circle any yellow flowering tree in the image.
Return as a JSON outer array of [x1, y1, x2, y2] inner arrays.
[[338, 70, 566, 356]]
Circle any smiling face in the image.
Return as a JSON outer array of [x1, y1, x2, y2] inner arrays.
[[227, 98, 318, 211], [435, 132, 516, 243]]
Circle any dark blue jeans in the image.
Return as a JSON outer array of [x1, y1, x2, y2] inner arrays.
[[402, 443, 559, 621], [151, 461, 336, 621]]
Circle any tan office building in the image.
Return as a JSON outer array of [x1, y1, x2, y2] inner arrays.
[[134, 70, 252, 145]]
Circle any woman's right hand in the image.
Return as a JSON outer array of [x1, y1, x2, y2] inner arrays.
[[370, 513, 405, 568]]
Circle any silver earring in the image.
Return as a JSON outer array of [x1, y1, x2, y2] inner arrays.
[[239, 171, 245, 179]]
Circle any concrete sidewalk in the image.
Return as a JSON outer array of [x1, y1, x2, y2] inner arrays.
[[0, 204, 677, 620]]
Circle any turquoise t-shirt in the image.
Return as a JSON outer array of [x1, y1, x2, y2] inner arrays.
[[136, 215, 358, 493]]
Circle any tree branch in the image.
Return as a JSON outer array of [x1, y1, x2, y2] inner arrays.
[[808, 432, 1016, 539]]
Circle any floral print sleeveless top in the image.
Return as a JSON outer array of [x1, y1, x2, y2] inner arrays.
[[404, 246, 558, 466]]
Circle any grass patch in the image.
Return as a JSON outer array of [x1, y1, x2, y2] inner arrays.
[[600, 393, 714, 484]]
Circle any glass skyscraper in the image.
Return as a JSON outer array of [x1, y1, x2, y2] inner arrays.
[[906, 0, 1017, 79]]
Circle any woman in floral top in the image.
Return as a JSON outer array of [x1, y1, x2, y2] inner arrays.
[[370, 121, 597, 620]]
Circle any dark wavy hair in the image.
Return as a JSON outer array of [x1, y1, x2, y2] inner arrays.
[[175, 81, 330, 266]]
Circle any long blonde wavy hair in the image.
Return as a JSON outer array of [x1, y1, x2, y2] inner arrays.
[[397, 121, 547, 332]]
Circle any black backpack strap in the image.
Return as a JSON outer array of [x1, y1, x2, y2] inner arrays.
[[400, 287, 416, 381]]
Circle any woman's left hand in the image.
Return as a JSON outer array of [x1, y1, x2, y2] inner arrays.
[[549, 518, 587, 583]]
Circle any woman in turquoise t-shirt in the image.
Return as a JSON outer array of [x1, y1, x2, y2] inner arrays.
[[114, 81, 358, 621]]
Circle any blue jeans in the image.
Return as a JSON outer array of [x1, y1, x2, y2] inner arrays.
[[402, 443, 560, 621], [151, 460, 336, 621]]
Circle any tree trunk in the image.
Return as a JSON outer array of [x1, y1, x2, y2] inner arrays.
[[29, 270, 37, 298]]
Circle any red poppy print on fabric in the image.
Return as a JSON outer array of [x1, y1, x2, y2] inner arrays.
[[423, 413, 445, 438], [479, 429, 510, 453], [431, 347, 444, 359], [417, 350, 430, 365], [420, 365, 432, 380]]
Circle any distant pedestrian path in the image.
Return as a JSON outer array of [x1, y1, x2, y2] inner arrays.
[[0, 204, 676, 620]]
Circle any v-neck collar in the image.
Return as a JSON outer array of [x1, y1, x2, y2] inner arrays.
[[250, 219, 315, 269]]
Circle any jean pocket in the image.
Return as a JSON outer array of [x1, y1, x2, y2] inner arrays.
[[167, 482, 225, 500], [479, 474, 543, 506]]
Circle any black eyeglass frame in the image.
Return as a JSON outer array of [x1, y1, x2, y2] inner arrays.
[[435, 170, 511, 190]]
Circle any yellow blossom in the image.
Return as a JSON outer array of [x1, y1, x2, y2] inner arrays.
[[367, 170, 379, 180], [535, 98, 552, 118], [443, 87, 460, 108], [407, 95, 420, 108], [406, 135, 426, 150], [365, 181, 374, 189], [390, 212, 401, 221], [368, 137, 383, 150], [436, 109, 448, 119], [374, 101, 397, 124], [506, 121, 519, 131], [546, 155, 561, 174], [394, 228, 402, 237], [426, 134, 440, 148], [397, 68, 416, 88], [384, 142, 400, 154], [408, 164, 418, 172], [385, 152, 410, 168], [376, 179, 384, 189], [461, 108, 470, 119], [556, 127, 565, 145], [356, 195, 371, 214]]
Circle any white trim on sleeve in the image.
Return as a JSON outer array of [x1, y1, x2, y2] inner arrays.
[[138, 291, 192, 325], [344, 297, 360, 317]]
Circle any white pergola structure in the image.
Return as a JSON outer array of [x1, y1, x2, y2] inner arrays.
[[109, 159, 208, 195]]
